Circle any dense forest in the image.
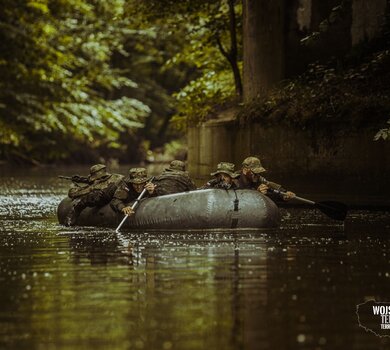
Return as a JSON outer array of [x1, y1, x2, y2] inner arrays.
[[0, 0, 389, 165], [0, 0, 241, 164], [239, 0, 390, 141]]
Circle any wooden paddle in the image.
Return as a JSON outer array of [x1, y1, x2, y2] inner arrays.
[[115, 177, 155, 233], [259, 177, 348, 221]]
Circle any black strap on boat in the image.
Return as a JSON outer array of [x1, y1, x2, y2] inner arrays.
[[231, 190, 239, 228], [233, 193, 239, 212]]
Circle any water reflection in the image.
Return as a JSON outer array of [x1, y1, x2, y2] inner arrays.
[[0, 170, 389, 349], [67, 231, 134, 266]]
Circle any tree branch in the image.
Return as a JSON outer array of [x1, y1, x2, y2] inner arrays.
[[215, 32, 230, 60]]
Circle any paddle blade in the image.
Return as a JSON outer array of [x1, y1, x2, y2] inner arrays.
[[315, 201, 348, 221]]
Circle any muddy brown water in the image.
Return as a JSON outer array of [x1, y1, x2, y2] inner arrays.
[[0, 166, 389, 350]]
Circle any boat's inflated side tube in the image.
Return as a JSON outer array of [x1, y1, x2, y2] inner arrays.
[[57, 189, 280, 229]]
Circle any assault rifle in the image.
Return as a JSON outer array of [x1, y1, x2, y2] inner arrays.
[[58, 175, 90, 184], [206, 178, 220, 187]]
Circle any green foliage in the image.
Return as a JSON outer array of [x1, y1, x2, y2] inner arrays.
[[296, 0, 390, 140], [145, 138, 188, 162], [0, 0, 243, 161], [374, 120, 390, 140], [172, 68, 237, 130], [137, 0, 242, 130], [238, 49, 390, 136], [116, 5, 188, 150], [0, 0, 151, 162]]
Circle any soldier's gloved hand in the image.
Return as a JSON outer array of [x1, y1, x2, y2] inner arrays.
[[145, 182, 156, 194], [282, 191, 295, 201], [122, 206, 135, 216], [221, 182, 232, 190], [71, 175, 89, 183], [257, 183, 269, 194]]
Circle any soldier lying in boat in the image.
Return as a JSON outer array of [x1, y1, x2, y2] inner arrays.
[[153, 160, 196, 195], [65, 164, 124, 226], [200, 162, 240, 190], [238, 156, 295, 201], [110, 168, 156, 216]]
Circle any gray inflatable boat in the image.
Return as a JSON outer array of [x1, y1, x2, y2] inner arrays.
[[57, 189, 280, 230]]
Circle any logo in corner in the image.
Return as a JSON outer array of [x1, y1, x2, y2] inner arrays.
[[356, 300, 390, 337]]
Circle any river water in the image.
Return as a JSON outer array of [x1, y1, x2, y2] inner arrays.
[[0, 167, 389, 350]]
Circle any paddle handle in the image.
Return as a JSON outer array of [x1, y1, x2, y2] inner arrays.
[[290, 195, 314, 205], [131, 188, 147, 210], [260, 177, 347, 220], [115, 213, 130, 233], [115, 188, 146, 232], [115, 177, 155, 233], [261, 177, 316, 205]]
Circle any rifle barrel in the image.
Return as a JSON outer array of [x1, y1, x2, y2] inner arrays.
[[58, 175, 72, 180]]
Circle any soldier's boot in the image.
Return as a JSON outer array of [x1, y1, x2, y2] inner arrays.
[[65, 200, 87, 226]]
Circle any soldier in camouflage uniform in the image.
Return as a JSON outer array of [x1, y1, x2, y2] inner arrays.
[[110, 168, 156, 216], [65, 164, 124, 226], [154, 160, 196, 196], [201, 162, 240, 190], [238, 156, 295, 201]]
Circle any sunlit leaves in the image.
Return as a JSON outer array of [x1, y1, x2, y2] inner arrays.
[[374, 120, 390, 140], [0, 0, 150, 161], [0, 120, 21, 146], [27, 0, 50, 14], [140, 0, 242, 129], [172, 67, 236, 130]]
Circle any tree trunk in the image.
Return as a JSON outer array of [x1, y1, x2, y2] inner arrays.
[[215, 0, 243, 99], [243, 0, 286, 102], [227, 0, 243, 98]]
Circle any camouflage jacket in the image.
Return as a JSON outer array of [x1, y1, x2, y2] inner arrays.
[[236, 172, 282, 190], [110, 178, 154, 212], [237, 172, 288, 202], [68, 173, 123, 200], [154, 170, 196, 196]]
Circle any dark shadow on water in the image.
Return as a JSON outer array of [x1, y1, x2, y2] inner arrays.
[[0, 169, 389, 349]]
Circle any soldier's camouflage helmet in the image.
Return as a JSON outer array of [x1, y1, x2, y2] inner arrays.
[[88, 164, 109, 181], [211, 162, 240, 178], [242, 156, 266, 173], [166, 160, 185, 172], [128, 167, 150, 184]]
